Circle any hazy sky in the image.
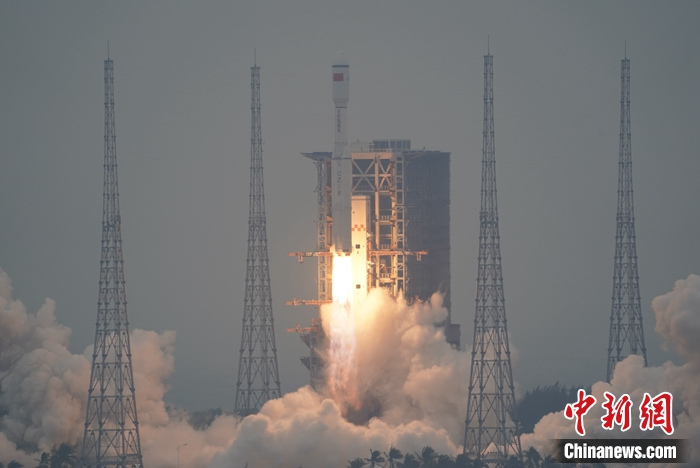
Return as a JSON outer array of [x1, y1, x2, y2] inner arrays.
[[1, 1, 698, 410]]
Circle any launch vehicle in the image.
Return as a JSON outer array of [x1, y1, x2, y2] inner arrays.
[[331, 51, 370, 301], [331, 51, 352, 255]]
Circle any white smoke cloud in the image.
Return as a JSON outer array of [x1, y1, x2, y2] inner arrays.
[[521, 274, 700, 467], [0, 267, 240, 467], [652, 274, 700, 360], [0, 269, 88, 463], [12, 264, 697, 467], [211, 289, 466, 467], [0, 267, 472, 467]]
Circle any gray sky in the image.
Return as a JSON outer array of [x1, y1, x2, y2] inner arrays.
[[1, 1, 698, 410]]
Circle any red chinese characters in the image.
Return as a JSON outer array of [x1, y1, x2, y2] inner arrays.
[[565, 389, 597, 436], [640, 392, 674, 435], [601, 392, 632, 431], [565, 390, 674, 435]]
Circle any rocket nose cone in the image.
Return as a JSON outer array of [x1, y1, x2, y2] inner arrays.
[[333, 51, 349, 67]]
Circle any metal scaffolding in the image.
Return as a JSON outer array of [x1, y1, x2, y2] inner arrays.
[[79, 57, 144, 468], [234, 60, 282, 415], [290, 141, 455, 387], [607, 56, 647, 382], [463, 53, 522, 467]]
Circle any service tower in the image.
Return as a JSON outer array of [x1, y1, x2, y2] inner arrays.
[[288, 53, 457, 389]]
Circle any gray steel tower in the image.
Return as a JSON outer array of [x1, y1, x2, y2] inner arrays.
[[80, 57, 144, 468], [463, 53, 522, 467], [234, 59, 282, 415], [606, 56, 647, 382]]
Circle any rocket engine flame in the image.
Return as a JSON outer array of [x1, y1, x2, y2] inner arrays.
[[326, 252, 360, 409]]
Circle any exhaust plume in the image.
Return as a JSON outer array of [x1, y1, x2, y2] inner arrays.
[[9, 261, 697, 467], [0, 265, 471, 467], [212, 286, 467, 467]]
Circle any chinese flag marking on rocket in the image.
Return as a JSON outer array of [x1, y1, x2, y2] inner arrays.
[[333, 73, 344, 81]]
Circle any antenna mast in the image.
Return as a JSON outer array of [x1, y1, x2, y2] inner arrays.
[[79, 57, 144, 468], [463, 52, 522, 467], [606, 55, 647, 382], [234, 59, 282, 415]]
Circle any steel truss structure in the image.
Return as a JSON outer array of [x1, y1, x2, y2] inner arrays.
[[234, 60, 282, 414], [463, 54, 522, 467], [606, 56, 647, 382], [291, 141, 453, 388], [80, 57, 144, 468]]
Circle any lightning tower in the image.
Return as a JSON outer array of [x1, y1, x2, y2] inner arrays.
[[80, 57, 144, 468], [234, 57, 282, 415], [464, 53, 522, 467], [606, 55, 647, 382]]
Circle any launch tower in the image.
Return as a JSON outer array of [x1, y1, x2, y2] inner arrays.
[[463, 53, 522, 466], [289, 53, 456, 388], [234, 58, 282, 415], [79, 57, 144, 468], [606, 55, 647, 382]]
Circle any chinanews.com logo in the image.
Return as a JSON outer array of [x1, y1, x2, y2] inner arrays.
[[551, 389, 690, 463]]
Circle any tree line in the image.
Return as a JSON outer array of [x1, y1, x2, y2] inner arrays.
[[0, 443, 75, 468], [345, 446, 606, 468]]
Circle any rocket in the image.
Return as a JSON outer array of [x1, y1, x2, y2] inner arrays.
[[331, 51, 352, 254], [332, 52, 370, 299]]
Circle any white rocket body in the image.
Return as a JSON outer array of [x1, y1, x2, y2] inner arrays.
[[351, 195, 370, 303], [331, 52, 352, 254]]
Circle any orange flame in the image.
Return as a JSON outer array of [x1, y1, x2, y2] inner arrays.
[[326, 251, 360, 409]]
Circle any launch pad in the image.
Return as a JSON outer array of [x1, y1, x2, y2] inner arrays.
[[287, 53, 459, 390]]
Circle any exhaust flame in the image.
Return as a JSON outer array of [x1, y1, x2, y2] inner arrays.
[[326, 252, 360, 409]]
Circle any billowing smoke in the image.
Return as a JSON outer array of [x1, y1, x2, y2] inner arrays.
[[0, 268, 87, 463], [0, 266, 468, 467], [210, 288, 468, 467], [4, 262, 699, 467], [521, 274, 700, 466], [0, 267, 240, 467]]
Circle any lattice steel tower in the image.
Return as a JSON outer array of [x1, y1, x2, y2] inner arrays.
[[80, 57, 144, 468], [234, 58, 282, 415], [606, 55, 647, 382], [464, 53, 522, 467]]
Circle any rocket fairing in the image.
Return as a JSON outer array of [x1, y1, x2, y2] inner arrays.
[[331, 51, 352, 254]]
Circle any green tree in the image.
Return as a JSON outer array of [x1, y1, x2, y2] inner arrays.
[[8, 462, 23, 468], [348, 457, 368, 468], [523, 447, 542, 468], [454, 456, 484, 468], [436, 454, 454, 468], [365, 449, 386, 468], [504, 454, 525, 468], [384, 447, 403, 468], [515, 383, 580, 434], [400, 453, 421, 468], [50, 444, 76, 468], [452, 454, 469, 468], [35, 452, 51, 468], [416, 446, 438, 467]]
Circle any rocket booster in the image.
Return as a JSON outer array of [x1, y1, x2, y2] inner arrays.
[[331, 51, 352, 254]]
